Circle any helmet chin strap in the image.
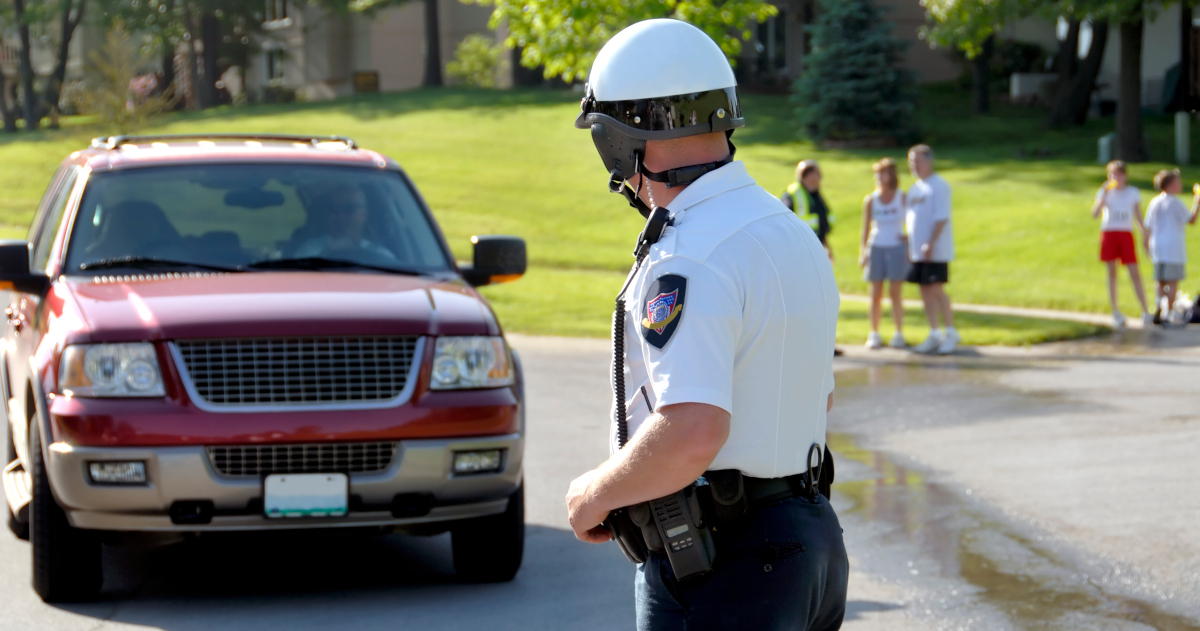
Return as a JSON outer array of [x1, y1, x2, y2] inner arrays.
[[608, 152, 654, 219], [606, 138, 737, 219], [639, 138, 737, 189]]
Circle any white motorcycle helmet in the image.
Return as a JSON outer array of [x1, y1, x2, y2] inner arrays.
[[576, 19, 744, 216]]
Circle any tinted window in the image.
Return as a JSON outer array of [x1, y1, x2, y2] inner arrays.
[[32, 168, 80, 272], [63, 164, 451, 274], [26, 166, 67, 243]]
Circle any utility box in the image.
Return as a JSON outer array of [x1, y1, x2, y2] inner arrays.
[[1098, 132, 1116, 164]]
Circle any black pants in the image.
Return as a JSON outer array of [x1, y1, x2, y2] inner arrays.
[[635, 494, 849, 630]]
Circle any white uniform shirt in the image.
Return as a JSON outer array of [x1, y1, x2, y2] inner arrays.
[[1144, 193, 1190, 264], [611, 162, 840, 479], [906, 174, 954, 262], [868, 190, 906, 248], [1096, 186, 1140, 232]]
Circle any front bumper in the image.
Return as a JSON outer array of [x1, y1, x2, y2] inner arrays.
[[46, 433, 523, 532]]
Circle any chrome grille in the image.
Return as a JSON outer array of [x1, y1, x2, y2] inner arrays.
[[207, 442, 397, 477], [176, 337, 419, 407]]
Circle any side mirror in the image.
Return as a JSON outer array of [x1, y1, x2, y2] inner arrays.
[[0, 240, 50, 295], [460, 235, 526, 288]]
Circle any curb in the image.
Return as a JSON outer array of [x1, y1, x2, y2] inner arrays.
[[839, 294, 1125, 329]]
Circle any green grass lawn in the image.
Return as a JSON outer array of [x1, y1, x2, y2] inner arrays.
[[1, 84, 1190, 344]]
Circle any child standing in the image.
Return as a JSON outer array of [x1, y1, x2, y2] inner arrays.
[[1142, 169, 1200, 324], [859, 158, 910, 349], [1091, 160, 1151, 329]]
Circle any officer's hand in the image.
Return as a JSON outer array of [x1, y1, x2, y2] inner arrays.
[[921, 243, 933, 262], [566, 469, 612, 544]]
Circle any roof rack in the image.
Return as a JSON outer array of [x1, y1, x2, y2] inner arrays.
[[89, 133, 359, 150]]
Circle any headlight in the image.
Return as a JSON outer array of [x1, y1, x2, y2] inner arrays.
[[59, 343, 166, 397], [430, 336, 514, 390]]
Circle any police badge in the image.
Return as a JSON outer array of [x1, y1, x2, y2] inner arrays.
[[640, 274, 687, 349]]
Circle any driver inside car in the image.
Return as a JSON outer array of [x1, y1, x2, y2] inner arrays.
[[295, 183, 397, 260]]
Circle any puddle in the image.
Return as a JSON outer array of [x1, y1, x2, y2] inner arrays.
[[829, 359, 1200, 630]]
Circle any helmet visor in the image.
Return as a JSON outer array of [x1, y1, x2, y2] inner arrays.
[[576, 87, 742, 135]]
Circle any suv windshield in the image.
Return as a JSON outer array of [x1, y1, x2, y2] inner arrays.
[[64, 164, 453, 274]]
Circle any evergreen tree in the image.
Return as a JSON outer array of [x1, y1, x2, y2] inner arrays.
[[793, 0, 917, 142]]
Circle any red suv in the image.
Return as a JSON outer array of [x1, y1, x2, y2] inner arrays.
[[0, 134, 527, 602]]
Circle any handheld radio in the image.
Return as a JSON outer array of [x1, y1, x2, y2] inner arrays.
[[603, 204, 716, 579]]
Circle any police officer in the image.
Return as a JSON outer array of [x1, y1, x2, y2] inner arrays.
[[782, 159, 834, 261], [565, 19, 849, 631]]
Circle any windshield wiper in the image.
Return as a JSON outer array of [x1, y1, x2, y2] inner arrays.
[[78, 256, 243, 273], [247, 257, 421, 275]]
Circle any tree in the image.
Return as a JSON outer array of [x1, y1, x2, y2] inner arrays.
[[1045, 18, 1108, 127], [922, 0, 1025, 115], [78, 27, 174, 135], [469, 0, 778, 82], [98, 0, 265, 110], [794, 0, 917, 142]]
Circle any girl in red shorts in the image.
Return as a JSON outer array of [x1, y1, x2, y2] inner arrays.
[[1091, 160, 1150, 329]]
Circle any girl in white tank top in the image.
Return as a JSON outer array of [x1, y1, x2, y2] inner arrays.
[[867, 190, 906, 248], [860, 158, 909, 350]]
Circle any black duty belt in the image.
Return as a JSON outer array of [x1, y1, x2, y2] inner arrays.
[[742, 471, 818, 506]]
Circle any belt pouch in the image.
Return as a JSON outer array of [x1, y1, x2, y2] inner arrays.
[[606, 506, 649, 563], [705, 469, 747, 523], [629, 501, 665, 552]]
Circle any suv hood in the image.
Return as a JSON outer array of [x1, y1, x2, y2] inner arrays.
[[62, 271, 497, 342]]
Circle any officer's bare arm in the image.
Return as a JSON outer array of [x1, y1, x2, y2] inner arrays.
[[566, 402, 730, 543]]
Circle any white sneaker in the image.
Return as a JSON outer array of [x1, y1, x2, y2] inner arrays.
[[937, 328, 961, 355], [889, 333, 908, 348], [865, 332, 883, 349], [1112, 313, 1126, 329], [1141, 312, 1154, 328], [911, 333, 942, 354]]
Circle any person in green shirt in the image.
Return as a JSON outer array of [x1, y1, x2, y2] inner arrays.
[[781, 159, 834, 262]]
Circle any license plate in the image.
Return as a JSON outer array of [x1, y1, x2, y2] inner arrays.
[[264, 473, 348, 519]]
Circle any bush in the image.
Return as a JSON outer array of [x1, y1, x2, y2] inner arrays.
[[446, 35, 506, 89], [792, 0, 917, 142], [78, 28, 174, 135]]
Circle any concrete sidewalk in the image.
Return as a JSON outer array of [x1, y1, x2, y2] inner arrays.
[[841, 293, 1124, 329]]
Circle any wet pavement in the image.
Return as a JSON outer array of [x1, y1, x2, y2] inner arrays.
[[831, 327, 1200, 630], [0, 330, 1198, 629]]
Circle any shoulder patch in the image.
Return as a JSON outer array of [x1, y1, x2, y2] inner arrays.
[[640, 274, 687, 350]]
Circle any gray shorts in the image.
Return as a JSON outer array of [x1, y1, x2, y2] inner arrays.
[[1154, 263, 1186, 282], [863, 244, 911, 282]]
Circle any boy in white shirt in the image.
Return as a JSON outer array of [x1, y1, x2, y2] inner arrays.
[[1091, 160, 1151, 329], [1143, 169, 1200, 324]]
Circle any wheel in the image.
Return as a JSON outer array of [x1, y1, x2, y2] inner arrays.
[[29, 421, 102, 602], [451, 484, 524, 583], [5, 416, 28, 540]]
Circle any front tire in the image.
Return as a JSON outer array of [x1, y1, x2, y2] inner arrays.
[[451, 484, 524, 583], [29, 421, 102, 602], [5, 416, 28, 540]]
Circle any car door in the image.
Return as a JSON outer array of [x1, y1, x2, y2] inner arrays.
[[6, 166, 79, 466]]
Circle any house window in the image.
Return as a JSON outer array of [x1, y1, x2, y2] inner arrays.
[[266, 49, 286, 84], [265, 0, 289, 23]]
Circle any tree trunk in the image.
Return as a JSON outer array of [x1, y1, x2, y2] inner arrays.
[[1046, 20, 1108, 128], [39, 0, 87, 130], [183, 4, 202, 110], [422, 0, 442, 87], [14, 0, 38, 131], [1, 74, 18, 133], [1166, 3, 1194, 112], [1056, 19, 1080, 88], [201, 13, 220, 108], [160, 49, 177, 100], [972, 35, 994, 114], [1116, 17, 1147, 162]]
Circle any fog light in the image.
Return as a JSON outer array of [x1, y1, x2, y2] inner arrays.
[[88, 461, 146, 484], [453, 450, 502, 474]]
